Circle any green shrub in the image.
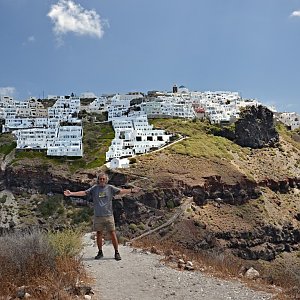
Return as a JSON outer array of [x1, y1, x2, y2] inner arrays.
[[0, 195, 7, 204], [47, 228, 83, 257], [71, 206, 93, 225], [37, 194, 64, 217], [19, 208, 31, 217], [129, 157, 137, 164], [14, 150, 47, 160], [129, 223, 138, 232], [0, 142, 16, 155], [137, 223, 145, 230], [166, 200, 175, 209]]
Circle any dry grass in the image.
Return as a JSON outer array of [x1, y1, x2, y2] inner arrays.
[[0, 229, 89, 299], [257, 255, 300, 299], [132, 236, 243, 277], [133, 236, 299, 299]]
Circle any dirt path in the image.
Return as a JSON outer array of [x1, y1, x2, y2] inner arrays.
[[131, 197, 193, 242], [82, 236, 276, 300]]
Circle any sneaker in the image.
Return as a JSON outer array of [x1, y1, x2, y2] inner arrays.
[[114, 251, 121, 261], [95, 250, 103, 260]]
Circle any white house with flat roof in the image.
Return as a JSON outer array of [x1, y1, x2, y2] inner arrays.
[[107, 93, 145, 121], [14, 125, 83, 156], [3, 117, 49, 132], [140, 100, 195, 119], [47, 126, 83, 156], [81, 92, 97, 99], [111, 93, 144, 103], [13, 128, 56, 149], [2, 94, 84, 157], [107, 104, 130, 121], [83, 96, 108, 113], [109, 158, 130, 169], [106, 114, 171, 161], [276, 112, 300, 130]]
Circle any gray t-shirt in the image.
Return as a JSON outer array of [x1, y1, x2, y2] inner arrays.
[[85, 184, 121, 217]]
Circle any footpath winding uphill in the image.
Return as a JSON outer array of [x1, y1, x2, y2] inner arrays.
[[82, 238, 276, 300]]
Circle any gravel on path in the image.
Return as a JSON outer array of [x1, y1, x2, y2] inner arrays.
[[82, 236, 276, 300]]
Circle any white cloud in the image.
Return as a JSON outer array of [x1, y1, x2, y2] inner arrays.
[[28, 36, 35, 42], [47, 0, 104, 42], [22, 36, 36, 46], [0, 87, 16, 97], [290, 10, 300, 17]]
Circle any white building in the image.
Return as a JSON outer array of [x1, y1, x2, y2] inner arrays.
[[107, 93, 144, 121], [13, 125, 83, 156], [13, 128, 56, 149], [106, 114, 171, 161], [84, 96, 108, 113], [276, 112, 300, 130], [81, 92, 97, 99], [47, 126, 83, 157], [109, 158, 130, 169], [140, 100, 195, 119], [3, 94, 84, 157]]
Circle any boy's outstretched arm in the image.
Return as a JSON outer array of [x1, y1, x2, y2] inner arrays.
[[64, 190, 87, 197], [119, 186, 141, 195]]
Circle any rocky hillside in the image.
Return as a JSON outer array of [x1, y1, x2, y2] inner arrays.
[[0, 106, 300, 290]]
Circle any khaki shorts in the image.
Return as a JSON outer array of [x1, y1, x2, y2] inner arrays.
[[93, 215, 116, 232]]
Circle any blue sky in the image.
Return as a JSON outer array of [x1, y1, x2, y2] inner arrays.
[[0, 0, 300, 113]]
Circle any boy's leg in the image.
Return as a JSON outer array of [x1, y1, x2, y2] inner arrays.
[[93, 216, 105, 259], [110, 230, 119, 251], [96, 231, 103, 250], [94, 231, 104, 259]]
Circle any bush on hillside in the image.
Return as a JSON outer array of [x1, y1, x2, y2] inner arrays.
[[37, 194, 65, 217], [70, 206, 93, 225], [47, 228, 83, 257], [0, 228, 87, 299], [0, 133, 16, 155], [0, 229, 56, 289], [0, 195, 7, 204]]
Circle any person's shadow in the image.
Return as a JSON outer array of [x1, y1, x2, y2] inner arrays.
[[82, 256, 116, 261]]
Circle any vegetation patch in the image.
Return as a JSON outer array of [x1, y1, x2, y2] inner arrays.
[[276, 123, 300, 151], [150, 118, 245, 160], [0, 195, 7, 204], [80, 121, 114, 170], [47, 228, 83, 257], [0, 229, 88, 299], [37, 194, 65, 218], [0, 142, 16, 155], [70, 206, 93, 225], [14, 150, 47, 160], [10, 121, 114, 172]]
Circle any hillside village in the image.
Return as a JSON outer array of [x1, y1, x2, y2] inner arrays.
[[0, 85, 299, 164]]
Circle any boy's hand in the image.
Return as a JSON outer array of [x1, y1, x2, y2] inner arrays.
[[131, 187, 141, 193]]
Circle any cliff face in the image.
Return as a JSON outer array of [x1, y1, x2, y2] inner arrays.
[[2, 159, 300, 262], [4, 165, 90, 195], [235, 105, 279, 148]]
